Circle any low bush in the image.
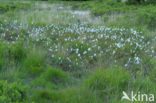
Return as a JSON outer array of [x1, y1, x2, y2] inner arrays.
[[0, 80, 27, 103], [127, 0, 145, 4], [136, 7, 156, 29], [127, 0, 156, 4]]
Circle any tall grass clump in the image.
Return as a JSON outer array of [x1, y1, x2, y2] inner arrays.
[[42, 67, 69, 84], [148, 59, 156, 82], [32, 88, 103, 103], [23, 49, 47, 76], [84, 67, 131, 100], [32, 67, 69, 89], [0, 42, 5, 71], [32, 89, 60, 103], [10, 40, 28, 62], [0, 40, 28, 71], [85, 67, 131, 91]]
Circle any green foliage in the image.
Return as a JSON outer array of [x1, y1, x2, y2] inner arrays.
[[136, 7, 156, 29], [146, 0, 156, 4], [23, 49, 47, 75], [127, 0, 156, 4], [0, 81, 27, 103], [127, 0, 145, 4]]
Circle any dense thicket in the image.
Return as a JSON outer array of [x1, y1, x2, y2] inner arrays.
[[127, 0, 156, 4], [38, 0, 156, 5], [31, 0, 156, 4]]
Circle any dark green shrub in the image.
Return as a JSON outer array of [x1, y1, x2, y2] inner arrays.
[[0, 81, 27, 103], [0, 3, 31, 14], [146, 0, 156, 4], [127, 0, 145, 4], [136, 7, 156, 29], [127, 0, 156, 4]]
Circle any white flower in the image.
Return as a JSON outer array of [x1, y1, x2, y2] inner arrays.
[[98, 46, 100, 50], [113, 51, 116, 54], [51, 54, 55, 58], [49, 48, 52, 52], [88, 48, 91, 51], [134, 57, 140, 64], [94, 54, 96, 57], [115, 43, 122, 48], [76, 49, 79, 54], [59, 57, 61, 60], [125, 64, 128, 67], [78, 54, 81, 57], [126, 38, 130, 42], [83, 51, 87, 55]]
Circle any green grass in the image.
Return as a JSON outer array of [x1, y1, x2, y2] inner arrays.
[[23, 48, 47, 75], [0, 0, 156, 103]]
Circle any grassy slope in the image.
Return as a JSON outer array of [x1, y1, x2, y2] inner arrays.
[[0, 1, 156, 103]]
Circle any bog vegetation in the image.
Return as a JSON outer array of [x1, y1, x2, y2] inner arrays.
[[0, 0, 156, 102]]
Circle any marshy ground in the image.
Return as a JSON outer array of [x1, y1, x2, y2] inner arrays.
[[0, 0, 156, 103]]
